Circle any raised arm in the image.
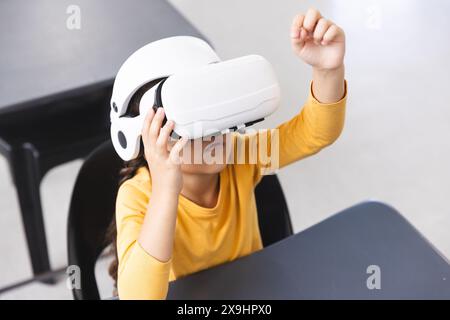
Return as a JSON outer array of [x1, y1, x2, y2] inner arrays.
[[291, 8, 346, 103], [117, 108, 187, 300], [241, 8, 347, 182]]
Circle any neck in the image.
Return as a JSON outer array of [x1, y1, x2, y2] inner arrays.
[[181, 172, 220, 209]]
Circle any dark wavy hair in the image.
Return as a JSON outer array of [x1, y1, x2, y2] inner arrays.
[[105, 80, 161, 292]]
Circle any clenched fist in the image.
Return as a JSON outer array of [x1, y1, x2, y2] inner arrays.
[[291, 8, 345, 71], [141, 107, 188, 194]]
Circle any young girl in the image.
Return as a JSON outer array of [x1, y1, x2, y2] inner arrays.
[[109, 8, 347, 299]]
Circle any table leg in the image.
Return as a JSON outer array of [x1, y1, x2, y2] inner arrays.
[[10, 143, 53, 283]]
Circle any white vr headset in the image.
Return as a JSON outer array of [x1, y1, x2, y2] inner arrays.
[[110, 36, 281, 161]]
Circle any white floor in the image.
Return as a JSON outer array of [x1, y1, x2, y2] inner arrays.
[[1, 0, 449, 299]]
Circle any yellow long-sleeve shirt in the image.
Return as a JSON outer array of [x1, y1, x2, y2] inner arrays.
[[115, 82, 347, 299]]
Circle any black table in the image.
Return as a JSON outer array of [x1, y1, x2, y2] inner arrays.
[[167, 202, 450, 299], [0, 0, 207, 279]]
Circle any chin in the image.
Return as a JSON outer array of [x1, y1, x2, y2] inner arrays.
[[181, 163, 227, 175]]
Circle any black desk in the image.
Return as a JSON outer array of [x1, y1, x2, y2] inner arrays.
[[0, 0, 206, 279], [167, 202, 450, 299]]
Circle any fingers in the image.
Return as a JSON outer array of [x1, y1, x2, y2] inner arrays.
[[142, 108, 173, 158], [148, 107, 165, 145], [141, 106, 187, 164], [303, 8, 322, 32], [141, 107, 155, 145], [322, 24, 342, 45], [169, 136, 189, 164], [155, 120, 174, 153], [299, 28, 308, 43], [291, 8, 342, 46], [313, 18, 331, 44], [290, 14, 305, 39], [291, 8, 324, 47]]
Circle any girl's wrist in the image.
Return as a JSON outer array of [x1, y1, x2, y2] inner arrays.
[[312, 64, 345, 79], [312, 64, 345, 103]]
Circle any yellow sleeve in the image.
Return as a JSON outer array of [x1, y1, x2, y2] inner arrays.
[[241, 81, 347, 184], [276, 81, 347, 167], [115, 180, 171, 300]]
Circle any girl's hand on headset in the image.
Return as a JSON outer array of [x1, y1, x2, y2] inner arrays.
[[141, 107, 188, 194], [290, 8, 345, 71]]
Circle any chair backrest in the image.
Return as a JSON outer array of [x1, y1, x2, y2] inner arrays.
[[67, 140, 293, 300], [67, 140, 123, 300], [255, 174, 293, 247]]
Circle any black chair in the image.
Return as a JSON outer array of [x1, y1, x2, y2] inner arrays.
[[67, 139, 293, 300]]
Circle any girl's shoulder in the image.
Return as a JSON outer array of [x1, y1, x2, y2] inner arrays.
[[117, 166, 152, 205], [135, 166, 151, 183], [122, 166, 151, 190]]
